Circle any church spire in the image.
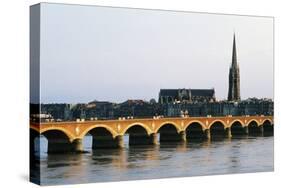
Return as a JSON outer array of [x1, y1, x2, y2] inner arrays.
[[228, 33, 241, 101], [232, 33, 238, 68]]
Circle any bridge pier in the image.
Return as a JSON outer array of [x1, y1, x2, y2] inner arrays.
[[72, 139, 83, 153], [259, 125, 264, 136], [225, 127, 232, 138], [116, 135, 124, 148], [179, 131, 186, 142], [205, 129, 211, 139], [244, 126, 249, 135], [149, 133, 159, 145]]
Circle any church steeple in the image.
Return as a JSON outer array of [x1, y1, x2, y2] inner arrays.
[[228, 33, 241, 101], [232, 34, 237, 67]]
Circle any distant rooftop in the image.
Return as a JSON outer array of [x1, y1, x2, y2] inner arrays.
[[159, 88, 215, 97]]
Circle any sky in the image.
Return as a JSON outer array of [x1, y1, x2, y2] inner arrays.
[[39, 3, 274, 103]]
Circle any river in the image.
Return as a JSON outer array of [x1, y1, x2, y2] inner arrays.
[[31, 135, 274, 185]]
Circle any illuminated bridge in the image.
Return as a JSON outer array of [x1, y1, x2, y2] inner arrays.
[[30, 115, 273, 154]]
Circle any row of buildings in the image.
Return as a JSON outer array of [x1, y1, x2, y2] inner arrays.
[[38, 97, 273, 122]]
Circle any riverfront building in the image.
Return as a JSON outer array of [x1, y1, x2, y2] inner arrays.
[[39, 97, 273, 122], [162, 98, 273, 117]]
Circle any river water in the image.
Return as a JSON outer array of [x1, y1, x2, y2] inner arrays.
[[32, 135, 274, 185]]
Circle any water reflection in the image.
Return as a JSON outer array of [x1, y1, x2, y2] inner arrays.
[[92, 148, 126, 167], [32, 135, 274, 185]]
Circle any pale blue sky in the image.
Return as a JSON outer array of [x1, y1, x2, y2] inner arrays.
[[39, 3, 274, 103]]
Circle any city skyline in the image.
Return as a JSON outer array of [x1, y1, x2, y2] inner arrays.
[[38, 3, 274, 103]]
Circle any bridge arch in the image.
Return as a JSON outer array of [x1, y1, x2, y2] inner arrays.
[[81, 125, 120, 149], [123, 123, 153, 146], [37, 128, 76, 153], [155, 121, 181, 133], [121, 123, 152, 136], [185, 121, 205, 139], [230, 120, 246, 136], [261, 119, 273, 126], [184, 120, 206, 131], [247, 120, 261, 135], [246, 119, 260, 127], [209, 121, 226, 138], [40, 127, 75, 142], [208, 120, 227, 129], [262, 119, 273, 135], [80, 124, 118, 139], [156, 122, 182, 143], [229, 119, 245, 128], [30, 126, 40, 133]]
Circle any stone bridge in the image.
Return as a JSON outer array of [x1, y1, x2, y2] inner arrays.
[[30, 115, 273, 153]]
